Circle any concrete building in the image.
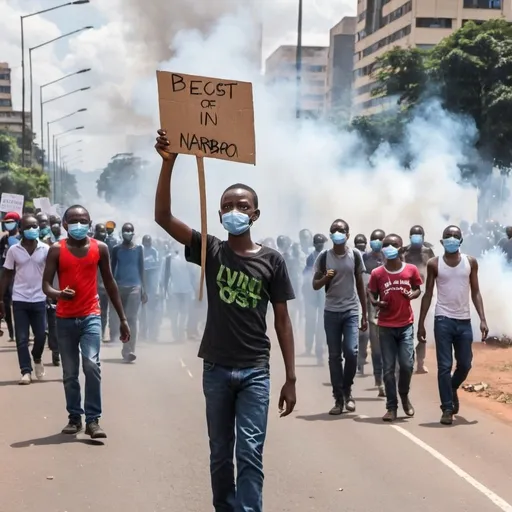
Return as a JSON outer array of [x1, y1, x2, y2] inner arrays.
[[0, 62, 31, 138], [325, 16, 357, 121], [353, 0, 511, 115], [265, 45, 328, 118]]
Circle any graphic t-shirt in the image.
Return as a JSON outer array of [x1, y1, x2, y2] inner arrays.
[[186, 230, 295, 368], [368, 263, 423, 328]]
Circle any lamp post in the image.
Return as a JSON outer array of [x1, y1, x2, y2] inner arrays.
[[20, 0, 90, 166], [296, 0, 303, 119], [52, 126, 84, 203], [40, 68, 90, 170]]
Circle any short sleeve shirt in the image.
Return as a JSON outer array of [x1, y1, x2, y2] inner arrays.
[[185, 230, 295, 368]]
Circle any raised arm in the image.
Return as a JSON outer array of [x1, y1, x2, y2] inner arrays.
[[154, 129, 193, 246]]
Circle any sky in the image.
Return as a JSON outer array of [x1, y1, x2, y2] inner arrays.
[[0, 0, 356, 172]]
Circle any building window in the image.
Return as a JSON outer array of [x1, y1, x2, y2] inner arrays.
[[361, 24, 412, 58], [354, 61, 378, 79], [355, 82, 380, 96], [0, 99, 11, 107], [462, 19, 485, 25], [358, 10, 366, 22], [0, 86, 11, 94], [305, 64, 326, 73], [0, 73, 9, 81], [416, 18, 453, 28], [463, 0, 501, 8]]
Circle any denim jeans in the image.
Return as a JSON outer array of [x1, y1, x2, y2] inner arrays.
[[203, 361, 270, 512], [324, 310, 359, 400], [13, 301, 47, 375], [358, 323, 383, 384], [57, 315, 102, 424], [380, 324, 415, 410], [434, 316, 473, 411]]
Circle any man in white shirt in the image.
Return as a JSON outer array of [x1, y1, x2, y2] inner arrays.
[[0, 214, 50, 384]]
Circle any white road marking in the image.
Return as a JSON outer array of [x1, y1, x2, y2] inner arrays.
[[179, 358, 186, 368], [187, 369, 194, 379], [356, 415, 512, 511]]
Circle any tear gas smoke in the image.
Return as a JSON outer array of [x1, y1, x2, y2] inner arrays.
[[78, 5, 508, 337]]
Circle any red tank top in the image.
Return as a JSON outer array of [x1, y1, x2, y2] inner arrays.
[[56, 238, 101, 318]]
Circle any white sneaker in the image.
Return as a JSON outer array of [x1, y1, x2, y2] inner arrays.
[[19, 373, 32, 385], [35, 362, 45, 380]]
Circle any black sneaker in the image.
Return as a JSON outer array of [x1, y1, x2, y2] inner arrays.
[[85, 420, 107, 439], [382, 409, 397, 422], [441, 410, 454, 425], [400, 395, 415, 417], [52, 353, 60, 367], [452, 389, 460, 415], [329, 400, 343, 415], [344, 394, 356, 413], [61, 419, 83, 434]]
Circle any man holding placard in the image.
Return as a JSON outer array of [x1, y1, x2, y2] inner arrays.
[[154, 129, 297, 511]]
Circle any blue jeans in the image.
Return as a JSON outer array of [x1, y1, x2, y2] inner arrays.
[[57, 315, 102, 424], [380, 324, 415, 410], [13, 301, 47, 375], [324, 310, 359, 399], [203, 361, 270, 512], [358, 323, 383, 384], [434, 316, 473, 411]]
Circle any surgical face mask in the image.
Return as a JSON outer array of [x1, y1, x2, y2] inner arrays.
[[221, 210, 251, 236], [122, 232, 134, 242], [23, 227, 39, 240], [330, 232, 347, 245], [443, 237, 461, 254], [4, 221, 17, 232], [68, 222, 89, 241], [40, 226, 51, 237], [382, 245, 400, 260], [410, 234, 423, 246], [370, 240, 383, 252]]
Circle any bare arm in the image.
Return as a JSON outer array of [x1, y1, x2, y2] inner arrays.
[[154, 142, 193, 246], [356, 272, 368, 318], [42, 245, 63, 301], [273, 302, 296, 383], [418, 257, 438, 328], [98, 243, 127, 321], [469, 257, 486, 322], [312, 271, 330, 291]]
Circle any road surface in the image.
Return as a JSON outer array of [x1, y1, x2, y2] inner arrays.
[[1, 335, 512, 512]]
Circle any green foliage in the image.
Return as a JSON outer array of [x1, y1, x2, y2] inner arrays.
[[97, 153, 147, 205], [0, 132, 50, 205]]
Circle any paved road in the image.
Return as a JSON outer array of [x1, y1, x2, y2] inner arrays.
[[1, 336, 512, 512]]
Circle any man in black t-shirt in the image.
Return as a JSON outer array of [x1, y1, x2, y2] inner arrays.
[[154, 129, 296, 512]]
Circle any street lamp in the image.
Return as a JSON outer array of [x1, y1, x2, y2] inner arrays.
[[29, 26, 93, 151], [59, 139, 83, 151], [20, 0, 90, 166]]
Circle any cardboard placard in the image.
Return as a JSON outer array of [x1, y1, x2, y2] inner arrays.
[[0, 193, 24, 216], [157, 71, 256, 165]]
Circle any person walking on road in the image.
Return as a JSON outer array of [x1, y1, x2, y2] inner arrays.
[[368, 234, 422, 422], [417, 225, 488, 426], [0, 214, 49, 384], [93, 223, 110, 341], [313, 219, 368, 416], [43, 205, 130, 439], [154, 129, 296, 512]]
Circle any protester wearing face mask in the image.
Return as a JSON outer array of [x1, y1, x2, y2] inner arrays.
[[110, 223, 147, 362], [42, 205, 130, 438], [36, 212, 52, 245], [154, 130, 296, 512], [369, 234, 422, 422], [0, 212, 20, 342], [0, 214, 49, 384], [49, 215, 64, 244], [313, 219, 367, 415], [301, 233, 328, 365], [417, 225, 488, 426]]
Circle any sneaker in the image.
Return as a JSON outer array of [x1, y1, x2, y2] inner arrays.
[[441, 410, 454, 425], [329, 400, 343, 415], [344, 394, 356, 413], [52, 353, 60, 367], [416, 365, 429, 374], [34, 362, 45, 380], [400, 395, 415, 417], [452, 389, 460, 415], [382, 409, 397, 422], [378, 385, 386, 398], [19, 373, 32, 385], [122, 352, 137, 363], [85, 420, 107, 439], [61, 419, 83, 434]]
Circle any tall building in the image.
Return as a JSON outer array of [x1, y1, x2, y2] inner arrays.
[[353, 0, 511, 115], [265, 45, 328, 118], [325, 16, 356, 120], [0, 62, 31, 142]]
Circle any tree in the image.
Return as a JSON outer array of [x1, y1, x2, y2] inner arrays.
[[96, 153, 147, 205], [0, 133, 21, 165]]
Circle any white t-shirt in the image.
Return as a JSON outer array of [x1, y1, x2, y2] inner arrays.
[[3, 240, 49, 302]]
